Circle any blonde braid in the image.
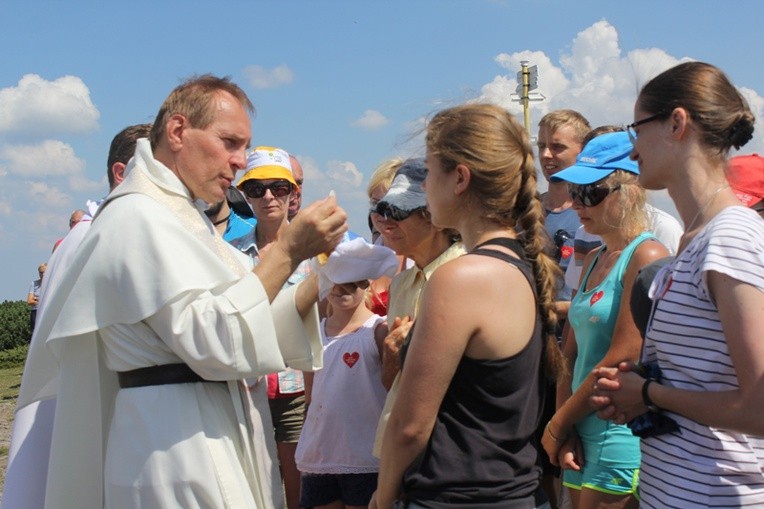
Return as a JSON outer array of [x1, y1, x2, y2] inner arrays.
[[513, 145, 565, 380], [427, 103, 565, 379]]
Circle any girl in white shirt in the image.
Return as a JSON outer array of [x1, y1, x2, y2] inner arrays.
[[296, 278, 388, 509]]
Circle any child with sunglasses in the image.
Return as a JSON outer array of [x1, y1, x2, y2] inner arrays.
[[542, 131, 668, 509], [296, 238, 398, 509]]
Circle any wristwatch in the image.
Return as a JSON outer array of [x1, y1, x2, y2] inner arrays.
[[642, 378, 660, 413]]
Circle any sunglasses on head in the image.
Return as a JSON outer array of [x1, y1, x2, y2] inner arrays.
[[370, 202, 424, 222], [241, 180, 292, 199], [567, 182, 621, 207]]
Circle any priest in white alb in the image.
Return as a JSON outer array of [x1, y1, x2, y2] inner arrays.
[[35, 75, 348, 509]]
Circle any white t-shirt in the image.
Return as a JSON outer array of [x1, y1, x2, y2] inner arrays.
[[639, 206, 764, 508], [297, 315, 387, 474]]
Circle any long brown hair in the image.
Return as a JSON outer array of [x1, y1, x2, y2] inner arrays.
[[639, 62, 754, 157], [426, 103, 564, 378]]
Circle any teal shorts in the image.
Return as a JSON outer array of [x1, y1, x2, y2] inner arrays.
[[562, 463, 639, 496]]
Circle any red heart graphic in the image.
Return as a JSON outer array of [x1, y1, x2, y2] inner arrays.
[[343, 352, 360, 368], [590, 290, 604, 306], [561, 246, 574, 259]]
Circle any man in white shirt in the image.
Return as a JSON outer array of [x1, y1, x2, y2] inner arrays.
[[35, 75, 347, 509]]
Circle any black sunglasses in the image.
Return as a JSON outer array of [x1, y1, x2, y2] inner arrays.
[[241, 180, 293, 199], [625, 112, 669, 143], [568, 182, 621, 207], [370, 202, 424, 222]]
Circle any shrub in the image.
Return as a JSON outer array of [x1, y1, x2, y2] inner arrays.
[[0, 345, 28, 369], [0, 300, 32, 350]]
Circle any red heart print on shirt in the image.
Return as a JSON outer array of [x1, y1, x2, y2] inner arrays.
[[343, 352, 360, 368], [590, 290, 604, 306], [561, 246, 574, 259]]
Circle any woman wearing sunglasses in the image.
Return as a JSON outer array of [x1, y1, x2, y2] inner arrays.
[[234, 146, 310, 509], [371, 158, 464, 393], [371, 104, 563, 508], [542, 131, 668, 509], [591, 62, 764, 508], [365, 158, 410, 316], [370, 158, 464, 455]]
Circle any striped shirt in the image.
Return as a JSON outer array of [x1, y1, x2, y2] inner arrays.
[[640, 206, 764, 508]]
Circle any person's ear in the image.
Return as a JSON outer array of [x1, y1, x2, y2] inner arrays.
[[670, 107, 691, 140], [166, 114, 188, 152], [111, 162, 127, 187], [454, 163, 471, 196]]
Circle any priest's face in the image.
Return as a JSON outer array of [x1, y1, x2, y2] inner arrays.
[[174, 91, 251, 204]]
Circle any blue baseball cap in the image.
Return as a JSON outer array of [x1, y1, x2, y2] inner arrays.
[[378, 157, 427, 212], [550, 131, 638, 184]]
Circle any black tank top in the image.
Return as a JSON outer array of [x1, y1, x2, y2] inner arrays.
[[400, 238, 545, 508]]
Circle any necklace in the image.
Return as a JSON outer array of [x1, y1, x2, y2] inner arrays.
[[684, 184, 729, 234], [212, 212, 231, 226]]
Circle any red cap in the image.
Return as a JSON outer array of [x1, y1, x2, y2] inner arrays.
[[727, 154, 764, 207]]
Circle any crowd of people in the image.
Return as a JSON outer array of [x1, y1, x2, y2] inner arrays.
[[8, 60, 764, 509]]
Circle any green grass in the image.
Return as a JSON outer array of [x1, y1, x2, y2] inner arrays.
[[0, 347, 25, 494], [0, 365, 23, 403], [0, 346, 26, 403], [0, 360, 23, 457]]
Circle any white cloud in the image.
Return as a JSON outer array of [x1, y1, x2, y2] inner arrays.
[[0, 74, 99, 135], [475, 20, 764, 155], [351, 110, 389, 130], [484, 50, 567, 117], [293, 155, 322, 182], [326, 160, 363, 186], [284, 155, 365, 192], [1, 140, 85, 177], [243, 64, 294, 89], [0, 139, 101, 196], [27, 181, 71, 207], [292, 156, 371, 236], [67, 173, 103, 192]]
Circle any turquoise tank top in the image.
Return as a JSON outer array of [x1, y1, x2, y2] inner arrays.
[[568, 231, 654, 466]]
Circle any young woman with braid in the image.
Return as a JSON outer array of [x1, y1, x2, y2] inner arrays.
[[370, 103, 564, 509]]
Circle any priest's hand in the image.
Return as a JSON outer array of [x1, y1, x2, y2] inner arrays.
[[284, 193, 348, 263]]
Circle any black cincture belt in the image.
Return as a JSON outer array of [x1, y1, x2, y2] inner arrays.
[[117, 363, 225, 388]]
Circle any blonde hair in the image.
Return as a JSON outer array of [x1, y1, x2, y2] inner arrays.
[[538, 109, 591, 145], [367, 158, 404, 199], [426, 103, 564, 378], [581, 127, 649, 239], [602, 170, 649, 239]]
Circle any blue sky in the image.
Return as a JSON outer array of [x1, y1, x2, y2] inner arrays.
[[2, 1, 764, 301]]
